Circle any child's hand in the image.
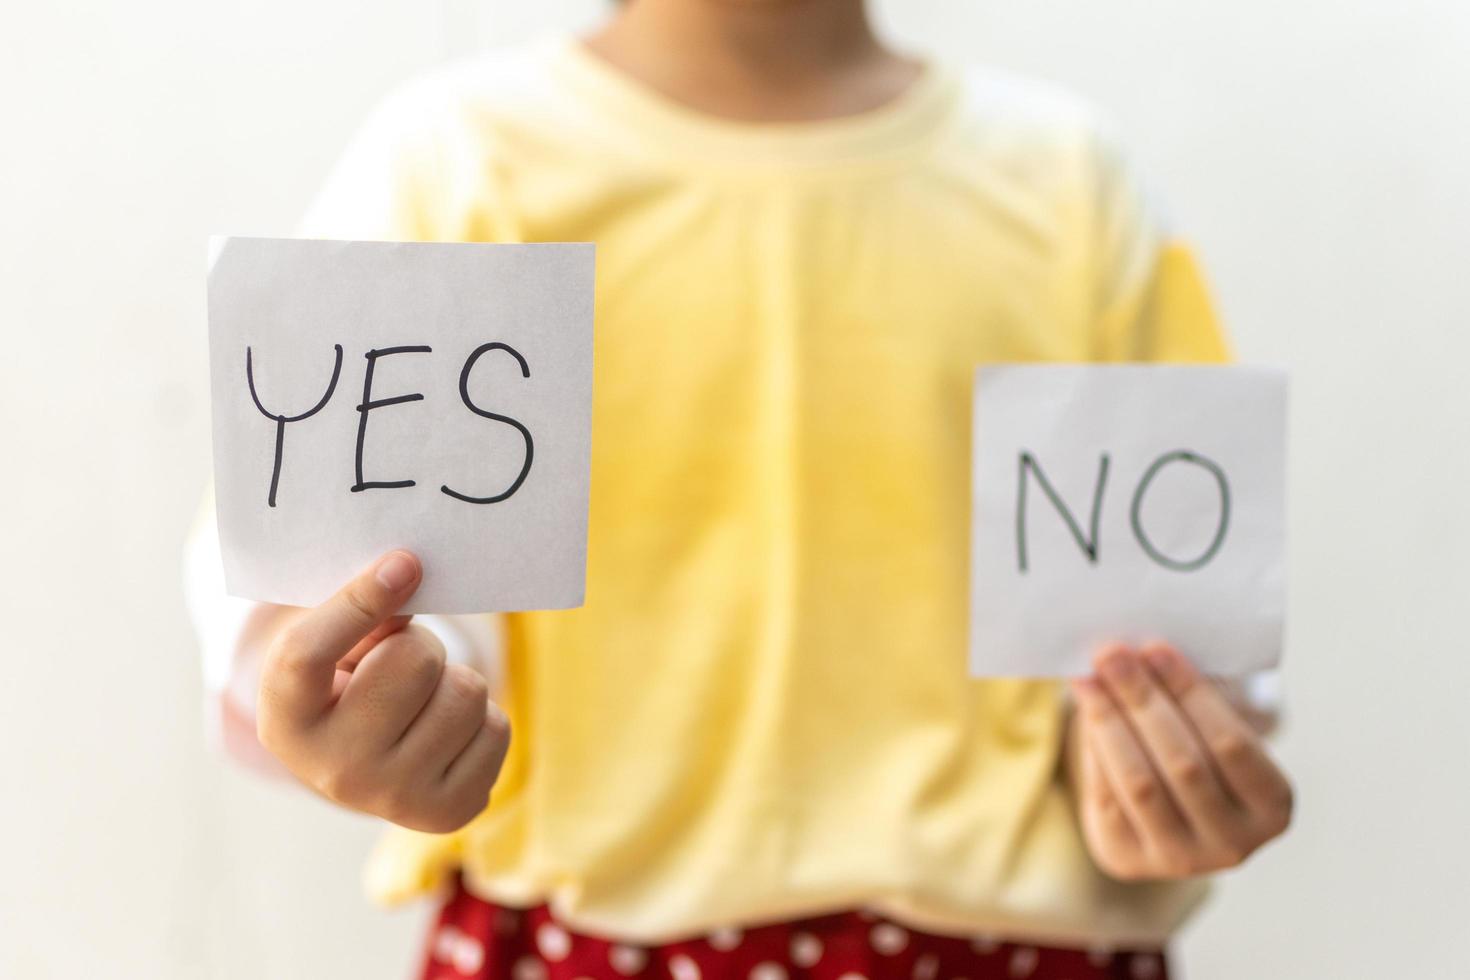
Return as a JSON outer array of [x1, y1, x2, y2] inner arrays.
[[256, 551, 510, 833], [1067, 644, 1292, 881]]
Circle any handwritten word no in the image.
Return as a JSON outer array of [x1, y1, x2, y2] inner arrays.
[[244, 343, 533, 508], [1015, 450, 1231, 573]]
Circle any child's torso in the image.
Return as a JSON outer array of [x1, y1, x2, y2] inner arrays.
[[339, 40, 1212, 946]]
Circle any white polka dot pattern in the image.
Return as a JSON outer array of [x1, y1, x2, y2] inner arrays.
[[1008, 945, 1039, 978], [869, 923, 909, 956], [512, 955, 547, 980], [433, 926, 463, 963], [790, 932, 823, 968], [669, 952, 702, 980], [426, 887, 1170, 980], [537, 923, 572, 962], [452, 936, 485, 975], [430, 925, 488, 976], [749, 962, 788, 980], [709, 927, 743, 952], [609, 944, 648, 976]]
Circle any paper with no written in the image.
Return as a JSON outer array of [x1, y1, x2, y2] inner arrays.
[[206, 237, 594, 614], [969, 364, 1287, 677]]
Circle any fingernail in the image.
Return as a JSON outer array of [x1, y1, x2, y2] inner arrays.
[[1100, 652, 1140, 685], [1143, 646, 1173, 671], [375, 551, 418, 592], [1143, 646, 1192, 687]]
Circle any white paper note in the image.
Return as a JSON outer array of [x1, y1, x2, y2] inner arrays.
[[206, 237, 594, 614], [969, 364, 1286, 677]]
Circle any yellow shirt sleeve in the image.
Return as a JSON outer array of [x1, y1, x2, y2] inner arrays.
[[1090, 131, 1232, 364], [296, 79, 520, 244]]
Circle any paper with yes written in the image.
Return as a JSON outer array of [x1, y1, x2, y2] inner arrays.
[[969, 364, 1286, 677], [207, 237, 594, 614]]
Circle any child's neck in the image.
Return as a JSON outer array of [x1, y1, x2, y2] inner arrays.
[[583, 0, 924, 124]]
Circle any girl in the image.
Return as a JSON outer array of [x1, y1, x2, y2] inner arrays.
[[188, 1, 1291, 977]]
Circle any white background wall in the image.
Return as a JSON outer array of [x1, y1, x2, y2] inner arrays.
[[2, 2, 1466, 977]]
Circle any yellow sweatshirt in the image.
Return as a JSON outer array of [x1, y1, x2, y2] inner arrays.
[[296, 38, 1229, 947]]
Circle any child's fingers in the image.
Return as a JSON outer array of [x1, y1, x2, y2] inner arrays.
[[378, 703, 508, 834], [397, 720, 510, 834], [1094, 647, 1248, 854], [442, 712, 511, 800], [1077, 720, 1141, 857], [333, 624, 446, 749], [391, 663, 491, 772], [1071, 673, 1195, 876], [337, 614, 415, 673], [262, 551, 421, 724], [1141, 644, 1294, 830]]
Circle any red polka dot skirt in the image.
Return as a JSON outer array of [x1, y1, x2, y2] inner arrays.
[[421, 877, 1169, 980]]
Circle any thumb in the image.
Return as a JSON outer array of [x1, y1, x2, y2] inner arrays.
[[264, 550, 422, 721], [337, 613, 415, 674]]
